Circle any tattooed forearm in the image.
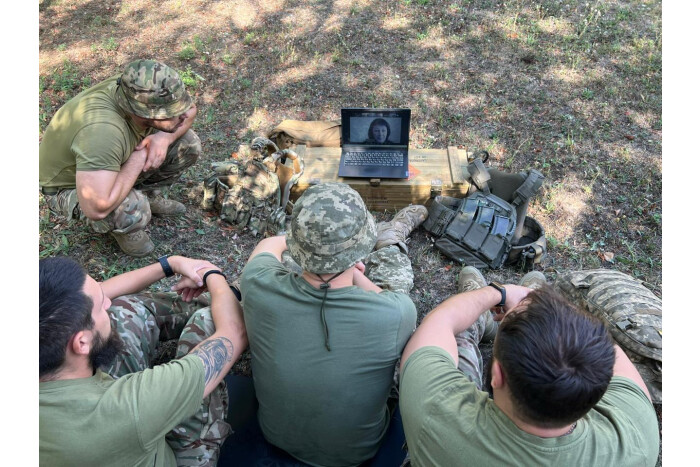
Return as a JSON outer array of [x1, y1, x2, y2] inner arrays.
[[192, 337, 234, 385]]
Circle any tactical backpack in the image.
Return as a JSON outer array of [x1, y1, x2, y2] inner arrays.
[[267, 120, 342, 150], [201, 137, 304, 236], [423, 155, 546, 270], [554, 269, 662, 404]]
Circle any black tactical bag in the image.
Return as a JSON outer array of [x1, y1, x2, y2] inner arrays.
[[423, 156, 545, 270]]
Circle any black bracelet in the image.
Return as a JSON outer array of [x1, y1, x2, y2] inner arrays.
[[202, 269, 227, 286], [158, 255, 174, 278]]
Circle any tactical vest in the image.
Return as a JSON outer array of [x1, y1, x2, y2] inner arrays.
[[201, 137, 304, 237], [423, 157, 545, 270]]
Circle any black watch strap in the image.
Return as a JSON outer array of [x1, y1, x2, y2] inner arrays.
[[488, 281, 506, 307], [202, 269, 227, 286], [158, 255, 174, 278]]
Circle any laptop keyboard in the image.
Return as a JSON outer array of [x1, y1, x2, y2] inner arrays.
[[343, 152, 404, 167]]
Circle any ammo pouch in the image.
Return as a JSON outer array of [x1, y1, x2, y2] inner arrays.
[[424, 193, 516, 269], [423, 157, 545, 270]]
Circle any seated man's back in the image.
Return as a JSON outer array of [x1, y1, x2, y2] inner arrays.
[[243, 253, 414, 466], [399, 268, 659, 467], [40, 357, 204, 466], [241, 183, 422, 467]]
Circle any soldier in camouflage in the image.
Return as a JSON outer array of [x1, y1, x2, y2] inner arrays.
[[398, 267, 659, 466], [39, 59, 201, 257], [39, 255, 247, 466], [239, 182, 427, 466]]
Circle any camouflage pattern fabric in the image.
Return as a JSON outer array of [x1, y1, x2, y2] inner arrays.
[[553, 269, 662, 404], [287, 182, 377, 274], [114, 59, 193, 120], [201, 138, 283, 237], [44, 188, 151, 234], [454, 273, 491, 387], [103, 292, 230, 466], [364, 245, 414, 295], [43, 130, 199, 233]]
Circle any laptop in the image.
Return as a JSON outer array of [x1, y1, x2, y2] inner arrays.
[[338, 108, 411, 179]]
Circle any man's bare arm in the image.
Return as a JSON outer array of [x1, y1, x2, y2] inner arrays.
[[189, 271, 247, 397], [612, 345, 652, 402], [400, 284, 532, 371], [248, 235, 288, 263], [138, 104, 197, 171], [75, 148, 147, 219], [100, 256, 216, 299]]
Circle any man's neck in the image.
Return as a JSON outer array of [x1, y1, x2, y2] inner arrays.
[[301, 269, 354, 289], [493, 390, 577, 438], [40, 361, 95, 383]]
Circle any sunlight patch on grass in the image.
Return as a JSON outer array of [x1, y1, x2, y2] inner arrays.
[[246, 108, 273, 132]]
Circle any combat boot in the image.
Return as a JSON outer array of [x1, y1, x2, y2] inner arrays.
[[519, 271, 547, 289], [458, 266, 498, 342], [110, 230, 155, 257], [375, 205, 428, 254], [147, 190, 186, 217]]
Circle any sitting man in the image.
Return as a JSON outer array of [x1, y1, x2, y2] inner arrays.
[[399, 267, 660, 466], [240, 182, 426, 466], [39, 59, 200, 257], [39, 254, 247, 466]]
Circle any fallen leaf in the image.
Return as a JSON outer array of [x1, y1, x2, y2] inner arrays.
[[603, 251, 614, 262], [624, 134, 635, 140]]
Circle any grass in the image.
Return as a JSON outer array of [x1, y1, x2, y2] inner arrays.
[[38, 2, 663, 460]]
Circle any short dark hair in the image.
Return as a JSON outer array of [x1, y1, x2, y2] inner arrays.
[[39, 257, 94, 378], [493, 285, 615, 427], [368, 118, 391, 139]]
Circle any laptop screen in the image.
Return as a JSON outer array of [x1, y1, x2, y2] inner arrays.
[[341, 108, 411, 147]]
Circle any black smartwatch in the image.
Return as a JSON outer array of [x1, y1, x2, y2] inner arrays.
[[158, 255, 174, 278], [488, 281, 506, 308]]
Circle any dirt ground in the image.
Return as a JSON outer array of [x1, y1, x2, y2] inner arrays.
[[39, 0, 661, 464]]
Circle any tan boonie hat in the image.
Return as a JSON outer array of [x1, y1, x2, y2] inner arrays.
[[115, 59, 192, 119], [287, 183, 377, 274]]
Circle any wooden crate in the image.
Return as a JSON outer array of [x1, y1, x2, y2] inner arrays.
[[279, 144, 474, 211]]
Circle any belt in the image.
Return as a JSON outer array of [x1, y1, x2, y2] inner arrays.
[[40, 187, 61, 195]]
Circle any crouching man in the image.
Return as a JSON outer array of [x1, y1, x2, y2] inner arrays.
[[39, 255, 247, 466], [399, 267, 659, 466]]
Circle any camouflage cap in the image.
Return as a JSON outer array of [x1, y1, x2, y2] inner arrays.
[[287, 183, 377, 274], [115, 59, 193, 119]]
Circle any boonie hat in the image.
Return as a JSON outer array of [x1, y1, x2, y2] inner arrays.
[[287, 183, 377, 274], [115, 59, 192, 119]]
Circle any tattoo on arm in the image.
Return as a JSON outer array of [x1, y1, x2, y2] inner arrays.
[[192, 337, 234, 386]]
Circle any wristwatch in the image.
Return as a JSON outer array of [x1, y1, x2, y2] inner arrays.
[[158, 255, 174, 278], [488, 281, 506, 308]]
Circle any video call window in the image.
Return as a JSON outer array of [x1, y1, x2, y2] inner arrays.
[[349, 117, 403, 144]]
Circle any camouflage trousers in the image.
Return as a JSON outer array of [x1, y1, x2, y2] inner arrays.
[[43, 129, 201, 234], [455, 280, 493, 390], [103, 291, 230, 467]]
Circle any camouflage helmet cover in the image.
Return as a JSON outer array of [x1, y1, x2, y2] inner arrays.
[[115, 59, 193, 119], [287, 183, 377, 274]]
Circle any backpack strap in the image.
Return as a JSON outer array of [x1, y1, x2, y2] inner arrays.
[[511, 169, 545, 207]]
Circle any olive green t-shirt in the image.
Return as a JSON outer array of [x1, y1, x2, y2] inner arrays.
[[39, 354, 205, 467], [39, 76, 150, 188], [241, 253, 417, 467], [400, 347, 660, 467]]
